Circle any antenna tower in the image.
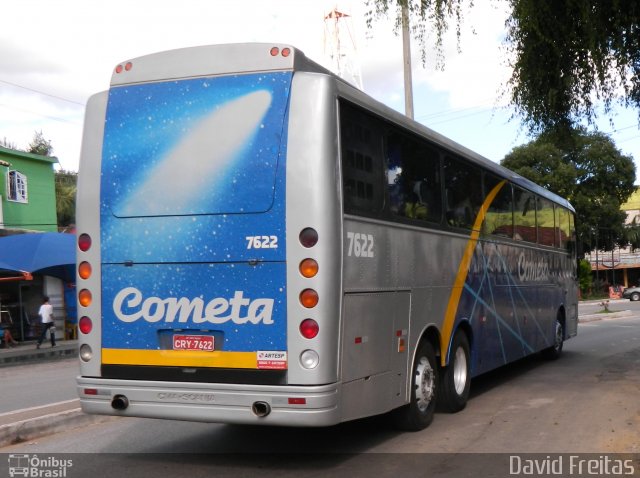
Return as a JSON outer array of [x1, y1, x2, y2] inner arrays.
[[324, 6, 363, 90]]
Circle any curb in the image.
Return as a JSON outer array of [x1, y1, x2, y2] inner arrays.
[[578, 310, 633, 322], [0, 404, 116, 448], [0, 342, 77, 367]]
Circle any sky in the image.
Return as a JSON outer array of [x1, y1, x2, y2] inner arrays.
[[1, 0, 639, 176]]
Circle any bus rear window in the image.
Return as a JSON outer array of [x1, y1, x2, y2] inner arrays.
[[102, 72, 291, 217]]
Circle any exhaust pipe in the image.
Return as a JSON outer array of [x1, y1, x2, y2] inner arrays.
[[251, 401, 271, 418], [111, 394, 129, 411]]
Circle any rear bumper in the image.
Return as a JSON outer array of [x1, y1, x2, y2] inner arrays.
[[77, 376, 341, 427]]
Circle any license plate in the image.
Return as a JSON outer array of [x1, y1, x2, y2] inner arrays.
[[172, 335, 214, 351]]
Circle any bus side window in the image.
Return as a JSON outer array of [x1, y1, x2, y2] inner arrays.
[[513, 186, 537, 242], [340, 103, 384, 215], [444, 156, 482, 231], [386, 132, 442, 224], [537, 197, 556, 246], [484, 175, 513, 237]]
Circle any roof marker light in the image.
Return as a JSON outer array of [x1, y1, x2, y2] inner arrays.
[[270, 47, 280, 56], [281, 47, 291, 57]]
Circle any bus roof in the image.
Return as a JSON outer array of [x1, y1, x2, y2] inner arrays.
[[109, 42, 574, 213], [110, 43, 331, 87]]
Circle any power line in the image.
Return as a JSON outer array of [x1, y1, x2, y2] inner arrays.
[[0, 79, 85, 106], [0, 102, 81, 125]]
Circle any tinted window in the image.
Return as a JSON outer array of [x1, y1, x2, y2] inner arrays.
[[513, 186, 537, 243], [537, 197, 556, 246], [340, 103, 384, 215], [444, 156, 483, 230], [386, 132, 442, 224], [484, 175, 513, 237]]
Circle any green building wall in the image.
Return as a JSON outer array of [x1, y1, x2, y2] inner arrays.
[[0, 146, 58, 233]]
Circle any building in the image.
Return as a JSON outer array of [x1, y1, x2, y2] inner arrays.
[[0, 145, 58, 235], [0, 146, 67, 342], [586, 188, 640, 290]]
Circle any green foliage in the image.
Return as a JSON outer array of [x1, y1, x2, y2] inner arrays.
[[578, 259, 593, 295], [506, 0, 640, 132], [501, 127, 636, 252], [0, 137, 18, 150], [367, 0, 640, 131], [365, 0, 472, 67], [27, 130, 54, 157], [55, 170, 77, 228]]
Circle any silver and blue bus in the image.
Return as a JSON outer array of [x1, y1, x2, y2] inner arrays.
[[76, 43, 578, 430]]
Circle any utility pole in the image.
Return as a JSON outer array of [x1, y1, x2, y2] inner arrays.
[[401, 3, 414, 119]]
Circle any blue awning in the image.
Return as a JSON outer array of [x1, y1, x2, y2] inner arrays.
[[0, 233, 75, 281]]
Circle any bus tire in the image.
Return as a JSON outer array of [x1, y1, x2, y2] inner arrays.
[[542, 318, 564, 360], [438, 331, 471, 413], [390, 339, 438, 431]]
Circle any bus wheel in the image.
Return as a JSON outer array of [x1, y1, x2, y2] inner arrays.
[[390, 340, 438, 431], [438, 331, 470, 413], [542, 319, 564, 360]]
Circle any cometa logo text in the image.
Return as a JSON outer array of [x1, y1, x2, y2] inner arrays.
[[113, 287, 274, 324]]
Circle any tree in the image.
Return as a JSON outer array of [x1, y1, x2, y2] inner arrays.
[[578, 259, 593, 296], [366, 0, 640, 132], [55, 170, 77, 229], [501, 128, 636, 252], [0, 137, 18, 150], [366, 0, 470, 68], [27, 130, 54, 157]]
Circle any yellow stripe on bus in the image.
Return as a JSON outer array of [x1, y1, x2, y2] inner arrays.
[[440, 180, 507, 367], [102, 349, 258, 368]]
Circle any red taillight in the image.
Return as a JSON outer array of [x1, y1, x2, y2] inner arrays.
[[300, 289, 319, 308], [78, 261, 92, 280], [78, 289, 92, 307], [300, 319, 319, 339], [270, 47, 280, 56], [281, 47, 291, 57], [78, 233, 92, 252], [124, 61, 133, 71], [79, 316, 92, 334], [115, 64, 123, 74], [299, 228, 318, 248]]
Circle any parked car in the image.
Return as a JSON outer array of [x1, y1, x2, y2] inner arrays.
[[622, 286, 640, 301]]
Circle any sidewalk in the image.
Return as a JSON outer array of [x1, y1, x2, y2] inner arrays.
[[0, 339, 78, 367]]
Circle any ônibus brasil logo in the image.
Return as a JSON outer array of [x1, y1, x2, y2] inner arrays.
[[113, 287, 274, 324], [8, 454, 73, 477]]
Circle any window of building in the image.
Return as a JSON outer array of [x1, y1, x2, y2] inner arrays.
[[7, 170, 28, 203]]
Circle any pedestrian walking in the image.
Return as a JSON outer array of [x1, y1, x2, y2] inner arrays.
[[36, 296, 56, 348]]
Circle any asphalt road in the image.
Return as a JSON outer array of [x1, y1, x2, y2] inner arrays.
[[1, 314, 638, 478], [0, 358, 79, 413]]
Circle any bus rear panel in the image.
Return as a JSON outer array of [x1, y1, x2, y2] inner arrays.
[[77, 44, 344, 426]]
